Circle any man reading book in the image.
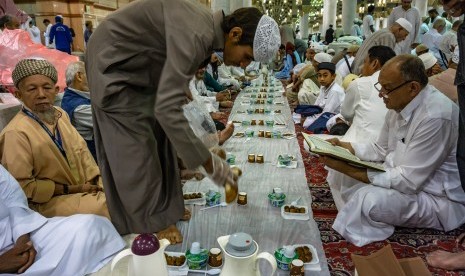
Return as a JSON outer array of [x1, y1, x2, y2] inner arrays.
[[320, 54, 465, 246]]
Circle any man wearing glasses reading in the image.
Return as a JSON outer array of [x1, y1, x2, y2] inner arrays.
[[321, 54, 465, 247]]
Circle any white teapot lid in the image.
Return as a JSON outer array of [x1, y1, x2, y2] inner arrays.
[[225, 232, 257, 257]]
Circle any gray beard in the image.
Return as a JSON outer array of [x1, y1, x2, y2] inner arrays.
[[33, 107, 58, 125]]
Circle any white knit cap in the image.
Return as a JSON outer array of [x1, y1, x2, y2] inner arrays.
[[309, 42, 324, 53], [452, 46, 460, 64], [253, 15, 281, 63], [419, 52, 437, 70], [395, 18, 412, 33], [314, 53, 332, 63]]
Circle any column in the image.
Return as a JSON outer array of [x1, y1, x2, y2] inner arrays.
[[300, 13, 309, 40], [322, 0, 337, 39], [342, 0, 357, 35], [242, 0, 252, 8], [375, 17, 381, 31], [211, 0, 230, 14], [413, 0, 428, 17]]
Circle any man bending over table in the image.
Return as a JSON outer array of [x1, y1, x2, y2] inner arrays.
[[321, 54, 465, 246]]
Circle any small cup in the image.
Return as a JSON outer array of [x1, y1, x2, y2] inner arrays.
[[245, 129, 254, 137], [265, 131, 272, 138], [273, 187, 283, 198], [259, 109, 265, 114], [251, 119, 257, 126], [258, 94, 262, 98], [258, 119, 264, 125], [237, 192, 248, 205], [289, 259, 305, 276], [248, 154, 256, 163], [226, 153, 236, 165], [256, 154, 264, 164], [260, 99, 265, 104], [258, 130, 265, 137], [208, 248, 223, 268], [265, 120, 274, 127]]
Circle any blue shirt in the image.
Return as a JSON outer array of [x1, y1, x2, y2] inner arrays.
[[49, 22, 72, 53]]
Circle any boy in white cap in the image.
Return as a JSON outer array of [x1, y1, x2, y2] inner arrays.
[[351, 18, 412, 75], [86, 1, 281, 243]]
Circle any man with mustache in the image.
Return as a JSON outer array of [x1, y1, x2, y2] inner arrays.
[[0, 59, 109, 219]]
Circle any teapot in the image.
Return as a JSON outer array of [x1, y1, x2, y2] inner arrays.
[[217, 233, 277, 276], [111, 233, 170, 276]]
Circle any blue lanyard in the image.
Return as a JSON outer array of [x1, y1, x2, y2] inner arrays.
[[22, 107, 67, 159]]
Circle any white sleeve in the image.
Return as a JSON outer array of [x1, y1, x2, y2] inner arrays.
[[340, 81, 360, 122]]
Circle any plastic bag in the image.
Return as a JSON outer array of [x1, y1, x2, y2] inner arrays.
[[183, 97, 219, 149]]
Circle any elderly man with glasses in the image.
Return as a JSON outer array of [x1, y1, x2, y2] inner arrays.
[[321, 54, 465, 247]]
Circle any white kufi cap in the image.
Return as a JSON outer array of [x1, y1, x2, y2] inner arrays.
[[419, 52, 437, 70], [253, 15, 281, 63], [395, 18, 412, 33], [314, 53, 332, 63]]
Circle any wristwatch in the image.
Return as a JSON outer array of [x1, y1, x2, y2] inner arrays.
[[63, 184, 69, 195]]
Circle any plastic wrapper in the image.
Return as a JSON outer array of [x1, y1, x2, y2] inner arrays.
[[0, 29, 78, 91], [183, 96, 219, 149]]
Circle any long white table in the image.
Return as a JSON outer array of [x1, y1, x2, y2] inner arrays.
[[95, 75, 330, 276]]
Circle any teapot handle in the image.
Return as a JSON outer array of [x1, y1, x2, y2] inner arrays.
[[255, 252, 277, 275], [111, 248, 133, 274]]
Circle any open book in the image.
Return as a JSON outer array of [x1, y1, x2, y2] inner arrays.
[[302, 133, 385, 172]]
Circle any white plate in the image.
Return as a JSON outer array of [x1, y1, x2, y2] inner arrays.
[[281, 204, 308, 217], [292, 244, 320, 267], [183, 192, 205, 205], [165, 251, 188, 269]]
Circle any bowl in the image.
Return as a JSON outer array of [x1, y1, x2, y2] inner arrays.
[[205, 191, 221, 206], [268, 193, 286, 207], [265, 120, 275, 127], [186, 250, 208, 269], [274, 248, 297, 271], [165, 251, 187, 268], [278, 155, 292, 166]]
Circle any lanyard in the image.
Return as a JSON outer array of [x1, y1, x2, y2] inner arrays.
[[22, 107, 67, 159]]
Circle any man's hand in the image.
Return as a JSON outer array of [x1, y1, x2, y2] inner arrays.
[[81, 183, 103, 194], [202, 153, 236, 187], [326, 138, 355, 155], [211, 112, 226, 120], [0, 235, 35, 273], [320, 156, 370, 183]]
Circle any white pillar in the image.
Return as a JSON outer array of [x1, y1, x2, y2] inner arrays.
[[230, 0, 242, 13], [242, 0, 252, 7], [382, 17, 388, 28], [322, 0, 337, 38], [375, 17, 381, 31], [300, 13, 309, 40], [413, 0, 428, 17], [342, 0, 357, 35], [211, 0, 230, 14]]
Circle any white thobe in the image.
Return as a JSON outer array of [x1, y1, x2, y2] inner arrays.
[[439, 30, 458, 62], [429, 16, 452, 34], [362, 14, 374, 38], [303, 82, 345, 128], [326, 71, 387, 210], [43, 24, 55, 48], [332, 85, 465, 246], [298, 78, 320, 105], [217, 64, 240, 90], [418, 23, 429, 43], [387, 6, 421, 54], [422, 28, 447, 68], [335, 55, 354, 79], [27, 25, 42, 44], [189, 77, 218, 113], [0, 165, 125, 276]]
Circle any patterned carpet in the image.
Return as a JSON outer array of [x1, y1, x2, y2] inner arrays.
[[294, 124, 465, 276]]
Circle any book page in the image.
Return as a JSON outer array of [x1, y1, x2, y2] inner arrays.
[[302, 133, 385, 172]]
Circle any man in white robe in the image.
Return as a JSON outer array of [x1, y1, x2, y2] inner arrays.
[[326, 45, 396, 210], [0, 165, 124, 275], [322, 54, 465, 246], [387, 0, 421, 54], [423, 18, 447, 69]]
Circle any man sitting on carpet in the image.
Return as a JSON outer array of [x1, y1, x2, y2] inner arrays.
[[61, 61, 96, 161], [0, 165, 124, 275], [321, 54, 465, 246], [0, 59, 109, 219]]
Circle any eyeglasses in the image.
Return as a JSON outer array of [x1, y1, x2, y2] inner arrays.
[[374, 80, 412, 98]]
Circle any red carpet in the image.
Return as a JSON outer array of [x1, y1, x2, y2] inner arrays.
[[294, 124, 465, 276]]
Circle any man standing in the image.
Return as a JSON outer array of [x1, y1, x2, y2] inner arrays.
[[351, 18, 412, 75], [84, 20, 92, 46], [86, 0, 280, 243], [387, 0, 420, 54], [49, 16, 72, 54], [42, 19, 54, 48], [362, 5, 375, 39], [323, 55, 465, 246], [426, 0, 465, 270], [26, 19, 41, 44], [423, 18, 447, 69], [325, 24, 334, 44], [440, 19, 461, 62], [351, 19, 362, 38]]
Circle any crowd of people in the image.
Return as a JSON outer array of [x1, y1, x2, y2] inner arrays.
[[1, 0, 465, 273]]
